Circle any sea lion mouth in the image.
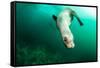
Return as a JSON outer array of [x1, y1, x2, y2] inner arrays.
[[64, 42, 75, 48]]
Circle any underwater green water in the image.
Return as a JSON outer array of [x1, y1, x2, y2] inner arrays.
[[15, 3, 97, 65]]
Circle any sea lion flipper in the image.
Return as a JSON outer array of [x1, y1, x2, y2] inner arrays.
[[52, 15, 59, 29], [71, 10, 83, 26], [52, 15, 57, 22]]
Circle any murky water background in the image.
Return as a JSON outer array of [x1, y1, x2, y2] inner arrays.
[[15, 3, 97, 65]]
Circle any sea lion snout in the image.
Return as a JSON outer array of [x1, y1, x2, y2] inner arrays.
[[64, 37, 75, 48]]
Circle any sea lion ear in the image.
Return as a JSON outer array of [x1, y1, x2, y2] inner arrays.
[[52, 15, 57, 22]]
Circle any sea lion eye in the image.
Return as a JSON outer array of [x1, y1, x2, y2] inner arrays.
[[64, 37, 67, 41]]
